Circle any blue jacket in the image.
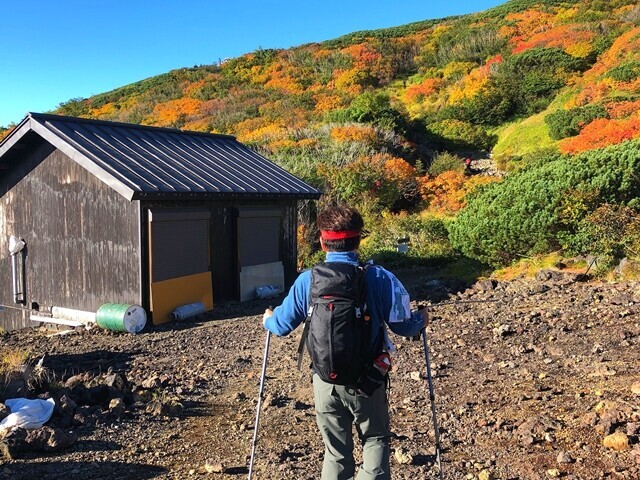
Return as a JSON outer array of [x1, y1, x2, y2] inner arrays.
[[264, 251, 424, 349]]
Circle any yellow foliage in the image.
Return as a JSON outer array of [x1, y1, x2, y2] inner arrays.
[[565, 41, 594, 58], [267, 139, 297, 152], [237, 123, 288, 144], [447, 68, 489, 105], [234, 117, 271, 136], [334, 68, 367, 94], [296, 138, 319, 149], [554, 6, 578, 23], [90, 102, 118, 117], [181, 119, 212, 132], [442, 62, 476, 80]]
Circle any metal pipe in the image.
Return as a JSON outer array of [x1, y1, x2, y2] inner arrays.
[[9, 236, 26, 304], [11, 252, 21, 303]]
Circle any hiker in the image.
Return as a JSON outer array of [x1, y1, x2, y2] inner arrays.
[[464, 157, 472, 171], [263, 205, 428, 480]]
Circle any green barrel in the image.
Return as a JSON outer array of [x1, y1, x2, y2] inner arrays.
[[96, 304, 147, 333]]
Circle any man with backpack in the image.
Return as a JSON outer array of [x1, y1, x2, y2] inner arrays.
[[262, 205, 428, 480]]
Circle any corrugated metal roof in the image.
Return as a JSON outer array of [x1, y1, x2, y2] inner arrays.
[[1, 113, 322, 201]]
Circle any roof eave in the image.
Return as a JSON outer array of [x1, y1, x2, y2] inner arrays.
[[132, 191, 322, 201], [0, 116, 32, 158]]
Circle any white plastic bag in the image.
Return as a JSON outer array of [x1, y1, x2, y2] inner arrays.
[[0, 397, 55, 431]]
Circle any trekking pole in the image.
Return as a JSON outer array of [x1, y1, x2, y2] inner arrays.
[[421, 327, 444, 480], [248, 329, 271, 480]]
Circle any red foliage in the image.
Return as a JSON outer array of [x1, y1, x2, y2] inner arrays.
[[512, 24, 594, 55], [559, 117, 640, 154]]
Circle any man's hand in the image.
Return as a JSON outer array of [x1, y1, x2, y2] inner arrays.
[[418, 307, 429, 328], [262, 307, 274, 327]]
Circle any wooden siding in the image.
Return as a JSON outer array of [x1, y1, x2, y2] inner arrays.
[[141, 198, 298, 303], [0, 146, 141, 330]]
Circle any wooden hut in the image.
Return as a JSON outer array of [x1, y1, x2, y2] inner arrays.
[[0, 113, 321, 330]]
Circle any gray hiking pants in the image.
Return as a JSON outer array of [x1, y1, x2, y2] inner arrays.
[[313, 374, 391, 480]]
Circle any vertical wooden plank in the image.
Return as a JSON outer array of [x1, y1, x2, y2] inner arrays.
[[0, 146, 141, 330]]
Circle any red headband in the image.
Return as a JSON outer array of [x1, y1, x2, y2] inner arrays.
[[320, 230, 360, 240]]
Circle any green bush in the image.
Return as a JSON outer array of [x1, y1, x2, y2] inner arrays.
[[545, 105, 609, 140], [492, 48, 591, 118], [604, 60, 640, 82], [426, 119, 497, 151], [327, 92, 405, 132], [427, 151, 465, 176], [440, 85, 514, 126], [449, 140, 640, 266], [360, 213, 456, 266]]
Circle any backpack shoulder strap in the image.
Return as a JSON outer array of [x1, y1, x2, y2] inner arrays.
[[296, 263, 322, 371]]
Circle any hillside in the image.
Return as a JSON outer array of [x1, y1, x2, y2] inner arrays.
[[49, 0, 640, 160], [3, 0, 640, 271]]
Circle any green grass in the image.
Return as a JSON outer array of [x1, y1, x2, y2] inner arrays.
[[492, 110, 555, 159], [491, 90, 575, 162], [430, 256, 492, 285]]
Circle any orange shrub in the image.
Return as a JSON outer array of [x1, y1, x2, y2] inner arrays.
[[512, 24, 595, 56], [418, 171, 497, 213], [606, 99, 640, 119], [498, 10, 556, 44], [384, 157, 415, 183], [314, 93, 347, 113], [236, 122, 287, 144], [403, 77, 444, 103], [152, 98, 204, 125], [559, 117, 640, 154], [330, 125, 378, 144], [90, 102, 118, 117]]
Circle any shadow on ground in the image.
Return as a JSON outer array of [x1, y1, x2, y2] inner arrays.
[[0, 461, 167, 480]]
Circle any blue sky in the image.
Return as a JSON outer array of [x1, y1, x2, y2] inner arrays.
[[0, 0, 506, 127]]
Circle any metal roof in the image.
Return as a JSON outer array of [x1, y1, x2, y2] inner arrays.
[[0, 113, 322, 201]]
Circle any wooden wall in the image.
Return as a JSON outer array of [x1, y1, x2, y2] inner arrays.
[[0, 144, 141, 330]]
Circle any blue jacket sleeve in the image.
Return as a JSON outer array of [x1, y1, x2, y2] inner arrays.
[[263, 270, 311, 336]]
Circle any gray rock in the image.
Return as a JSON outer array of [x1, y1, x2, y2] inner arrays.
[[141, 376, 162, 389], [627, 423, 640, 436], [475, 279, 497, 292], [494, 324, 513, 338], [557, 451, 574, 464], [26, 426, 78, 452], [0, 403, 9, 422], [0, 427, 28, 459], [59, 394, 77, 415]]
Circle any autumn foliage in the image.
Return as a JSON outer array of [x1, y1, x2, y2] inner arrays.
[[36, 0, 640, 268]]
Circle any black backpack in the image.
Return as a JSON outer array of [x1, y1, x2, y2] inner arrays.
[[297, 261, 380, 385]]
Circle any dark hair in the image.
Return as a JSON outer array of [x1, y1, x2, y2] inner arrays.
[[317, 205, 364, 252]]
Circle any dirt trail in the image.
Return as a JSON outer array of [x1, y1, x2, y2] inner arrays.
[[1, 270, 639, 479]]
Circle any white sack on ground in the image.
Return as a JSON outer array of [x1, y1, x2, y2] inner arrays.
[[0, 397, 55, 431]]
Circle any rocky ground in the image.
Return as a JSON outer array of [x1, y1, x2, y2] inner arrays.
[[1, 268, 639, 480]]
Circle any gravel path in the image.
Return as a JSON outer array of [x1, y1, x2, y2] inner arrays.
[[1, 270, 639, 480]]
